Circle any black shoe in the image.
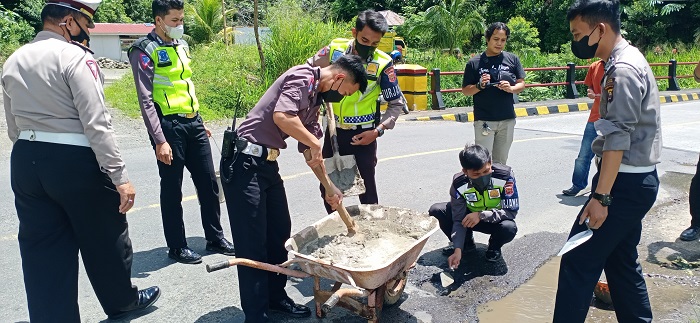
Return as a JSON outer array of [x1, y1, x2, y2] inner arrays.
[[206, 238, 236, 256], [485, 249, 502, 262], [108, 286, 161, 320], [168, 247, 202, 264], [269, 297, 311, 318], [562, 186, 582, 196], [442, 238, 476, 256], [680, 226, 700, 241], [442, 245, 455, 256]]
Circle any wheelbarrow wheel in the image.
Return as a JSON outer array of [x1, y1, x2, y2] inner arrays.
[[383, 270, 408, 306]]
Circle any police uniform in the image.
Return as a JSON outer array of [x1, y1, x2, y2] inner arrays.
[[128, 30, 231, 257], [308, 39, 405, 212], [554, 39, 662, 323], [428, 164, 519, 254], [1, 1, 144, 320], [220, 64, 321, 322]]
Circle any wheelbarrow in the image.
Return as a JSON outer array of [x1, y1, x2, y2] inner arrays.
[[206, 204, 439, 322]]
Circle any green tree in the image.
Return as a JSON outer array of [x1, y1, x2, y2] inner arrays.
[[405, 0, 484, 54], [124, 0, 152, 23], [184, 0, 236, 44], [505, 16, 540, 57], [1, 4, 35, 61], [94, 0, 133, 23]]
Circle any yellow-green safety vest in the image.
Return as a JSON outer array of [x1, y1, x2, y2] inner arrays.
[[460, 185, 504, 213], [130, 37, 199, 116], [328, 38, 391, 126]]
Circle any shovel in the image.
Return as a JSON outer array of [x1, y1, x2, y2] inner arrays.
[[304, 150, 358, 235], [557, 219, 593, 256], [323, 103, 366, 196]]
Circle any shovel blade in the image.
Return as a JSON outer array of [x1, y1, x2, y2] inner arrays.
[[557, 229, 593, 256], [325, 155, 365, 196], [440, 271, 455, 288]]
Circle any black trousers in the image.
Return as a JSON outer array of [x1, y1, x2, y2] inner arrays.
[[152, 114, 223, 248], [689, 154, 700, 227], [11, 140, 138, 322], [221, 153, 291, 323], [554, 170, 659, 323], [428, 202, 517, 250], [320, 127, 378, 213]]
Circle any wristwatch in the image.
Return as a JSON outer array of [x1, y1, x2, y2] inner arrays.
[[591, 192, 613, 207], [376, 127, 385, 137]]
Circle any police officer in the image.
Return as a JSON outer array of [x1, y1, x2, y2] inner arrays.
[[128, 0, 235, 264], [554, 1, 662, 322], [308, 9, 406, 213], [428, 144, 519, 265], [2, 0, 159, 321], [220, 55, 367, 322], [680, 61, 700, 241]]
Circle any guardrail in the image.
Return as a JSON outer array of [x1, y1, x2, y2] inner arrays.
[[429, 60, 698, 110]]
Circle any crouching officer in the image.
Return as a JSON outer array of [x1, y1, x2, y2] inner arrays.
[[2, 0, 159, 320], [308, 9, 406, 213], [219, 55, 367, 322], [554, 1, 662, 322], [429, 144, 519, 265], [127, 0, 235, 264]]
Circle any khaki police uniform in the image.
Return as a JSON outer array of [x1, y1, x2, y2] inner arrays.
[[2, 28, 140, 321], [554, 39, 662, 323]]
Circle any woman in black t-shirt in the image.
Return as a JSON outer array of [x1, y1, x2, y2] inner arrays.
[[462, 22, 526, 164]]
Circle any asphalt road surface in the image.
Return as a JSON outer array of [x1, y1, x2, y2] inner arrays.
[[1, 100, 698, 322]]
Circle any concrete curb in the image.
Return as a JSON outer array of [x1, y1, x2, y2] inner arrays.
[[406, 92, 700, 122]]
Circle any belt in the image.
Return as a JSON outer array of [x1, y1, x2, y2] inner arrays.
[[595, 156, 656, 174], [235, 139, 280, 161], [164, 112, 198, 119], [18, 130, 90, 147], [337, 123, 374, 130]]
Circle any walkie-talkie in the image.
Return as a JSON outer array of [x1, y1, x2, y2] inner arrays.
[[221, 105, 240, 158]]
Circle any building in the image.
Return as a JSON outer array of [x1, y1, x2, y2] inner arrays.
[[90, 23, 154, 61]]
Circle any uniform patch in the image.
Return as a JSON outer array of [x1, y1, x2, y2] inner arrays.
[[464, 192, 478, 202], [157, 49, 171, 64], [139, 53, 151, 69], [86, 60, 99, 80], [308, 75, 316, 92], [331, 50, 343, 62], [605, 77, 615, 103], [384, 66, 397, 83], [366, 62, 379, 77], [317, 47, 329, 57], [504, 180, 515, 197], [488, 189, 500, 199]]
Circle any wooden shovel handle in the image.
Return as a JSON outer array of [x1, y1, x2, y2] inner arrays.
[[303, 150, 357, 234], [325, 103, 341, 155]]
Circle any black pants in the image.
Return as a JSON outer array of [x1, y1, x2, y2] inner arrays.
[[320, 127, 378, 213], [554, 170, 659, 323], [428, 202, 517, 250], [221, 153, 291, 323], [152, 114, 223, 248], [689, 154, 700, 227], [11, 140, 138, 322]]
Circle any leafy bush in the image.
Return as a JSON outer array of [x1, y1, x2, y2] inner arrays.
[[0, 6, 34, 63], [505, 16, 540, 57]]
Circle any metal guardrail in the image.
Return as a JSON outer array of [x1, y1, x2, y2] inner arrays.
[[429, 60, 698, 110]]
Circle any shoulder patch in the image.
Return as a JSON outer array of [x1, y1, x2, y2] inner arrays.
[[504, 179, 515, 197], [384, 65, 397, 83], [317, 47, 329, 57], [86, 60, 99, 80], [139, 53, 151, 69], [331, 50, 343, 63], [605, 77, 615, 102]]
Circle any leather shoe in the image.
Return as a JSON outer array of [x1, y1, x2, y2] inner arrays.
[[562, 186, 582, 196], [108, 286, 161, 320], [680, 226, 700, 241], [206, 238, 236, 256], [168, 247, 202, 264], [269, 296, 311, 318], [441, 238, 476, 256], [485, 249, 502, 262]]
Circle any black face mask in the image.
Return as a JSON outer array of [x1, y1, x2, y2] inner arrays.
[[321, 79, 345, 103], [64, 20, 91, 46], [571, 26, 599, 59], [354, 39, 376, 60], [470, 173, 492, 192]]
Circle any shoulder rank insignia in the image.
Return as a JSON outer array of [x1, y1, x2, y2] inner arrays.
[[605, 77, 615, 103]]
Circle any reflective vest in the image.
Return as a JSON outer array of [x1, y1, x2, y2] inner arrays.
[[328, 38, 391, 126], [129, 37, 199, 115], [458, 184, 504, 213]]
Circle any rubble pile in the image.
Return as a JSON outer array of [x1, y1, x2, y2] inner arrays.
[[97, 57, 130, 69]]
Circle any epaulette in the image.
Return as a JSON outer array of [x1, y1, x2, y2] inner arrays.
[[70, 41, 94, 54]]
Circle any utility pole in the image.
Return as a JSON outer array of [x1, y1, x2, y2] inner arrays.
[[222, 0, 228, 46]]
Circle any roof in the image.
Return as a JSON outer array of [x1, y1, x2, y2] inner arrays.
[[91, 23, 154, 35], [378, 10, 405, 26]]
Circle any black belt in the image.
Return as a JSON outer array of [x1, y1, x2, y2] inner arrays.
[[162, 112, 199, 120]]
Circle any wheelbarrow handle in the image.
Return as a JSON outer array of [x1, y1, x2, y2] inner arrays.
[[206, 260, 231, 273], [206, 258, 312, 278]]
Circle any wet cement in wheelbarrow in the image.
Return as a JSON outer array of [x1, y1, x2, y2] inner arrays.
[[299, 206, 435, 268]]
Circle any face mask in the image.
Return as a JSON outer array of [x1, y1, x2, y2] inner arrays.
[[161, 22, 185, 39], [470, 173, 492, 192], [61, 20, 91, 46], [571, 26, 600, 59], [321, 79, 345, 103], [354, 39, 376, 60]]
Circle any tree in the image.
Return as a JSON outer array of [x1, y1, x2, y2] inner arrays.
[[253, 0, 265, 75], [94, 0, 133, 23], [505, 16, 540, 57], [405, 0, 485, 54], [124, 0, 152, 23], [184, 0, 236, 44]]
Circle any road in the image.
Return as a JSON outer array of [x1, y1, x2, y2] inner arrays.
[[0, 100, 698, 322]]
